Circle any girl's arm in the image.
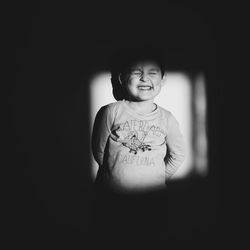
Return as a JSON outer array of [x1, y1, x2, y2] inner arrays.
[[165, 114, 186, 180], [91, 105, 112, 167]]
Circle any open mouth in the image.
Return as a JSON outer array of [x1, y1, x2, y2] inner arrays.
[[138, 86, 153, 90]]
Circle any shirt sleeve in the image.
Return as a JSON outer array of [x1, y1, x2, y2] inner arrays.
[[91, 105, 113, 166], [165, 113, 186, 180]]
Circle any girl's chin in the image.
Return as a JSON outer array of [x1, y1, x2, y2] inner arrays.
[[128, 91, 160, 101], [134, 97, 155, 102], [137, 93, 158, 100]]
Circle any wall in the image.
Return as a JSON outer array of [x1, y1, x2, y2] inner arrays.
[[11, 3, 219, 249]]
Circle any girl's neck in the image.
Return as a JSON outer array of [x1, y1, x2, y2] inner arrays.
[[125, 100, 157, 115]]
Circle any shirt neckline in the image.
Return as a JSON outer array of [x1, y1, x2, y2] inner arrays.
[[122, 100, 159, 118]]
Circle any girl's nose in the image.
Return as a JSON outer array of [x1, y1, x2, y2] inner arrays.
[[140, 74, 149, 82]]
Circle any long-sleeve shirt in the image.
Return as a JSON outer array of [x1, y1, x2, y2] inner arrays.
[[92, 100, 185, 193]]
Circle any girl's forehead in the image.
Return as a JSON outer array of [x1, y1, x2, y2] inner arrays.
[[130, 60, 161, 69]]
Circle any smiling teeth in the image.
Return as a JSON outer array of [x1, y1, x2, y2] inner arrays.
[[138, 86, 151, 90]]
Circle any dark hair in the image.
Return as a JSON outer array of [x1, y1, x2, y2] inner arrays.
[[110, 46, 167, 101]]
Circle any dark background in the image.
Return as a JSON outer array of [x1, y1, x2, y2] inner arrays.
[[10, 2, 222, 249]]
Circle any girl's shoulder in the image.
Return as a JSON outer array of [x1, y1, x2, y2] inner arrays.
[[157, 105, 181, 130], [104, 100, 125, 112], [157, 105, 173, 118], [98, 100, 124, 120]]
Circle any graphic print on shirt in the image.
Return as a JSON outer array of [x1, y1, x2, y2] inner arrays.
[[121, 131, 151, 154], [116, 119, 166, 154]]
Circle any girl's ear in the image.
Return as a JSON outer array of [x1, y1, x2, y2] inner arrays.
[[118, 73, 123, 85], [161, 72, 167, 86]]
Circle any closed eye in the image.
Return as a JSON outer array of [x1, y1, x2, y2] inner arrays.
[[131, 71, 142, 75]]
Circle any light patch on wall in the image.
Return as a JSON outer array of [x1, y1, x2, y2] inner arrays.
[[89, 72, 207, 181], [193, 73, 208, 176]]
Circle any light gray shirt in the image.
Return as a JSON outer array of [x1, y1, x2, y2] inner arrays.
[[92, 100, 185, 193]]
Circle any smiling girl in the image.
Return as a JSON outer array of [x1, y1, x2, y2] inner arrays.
[[91, 47, 185, 194]]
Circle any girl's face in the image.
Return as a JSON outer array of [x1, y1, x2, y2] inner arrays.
[[123, 61, 165, 102]]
